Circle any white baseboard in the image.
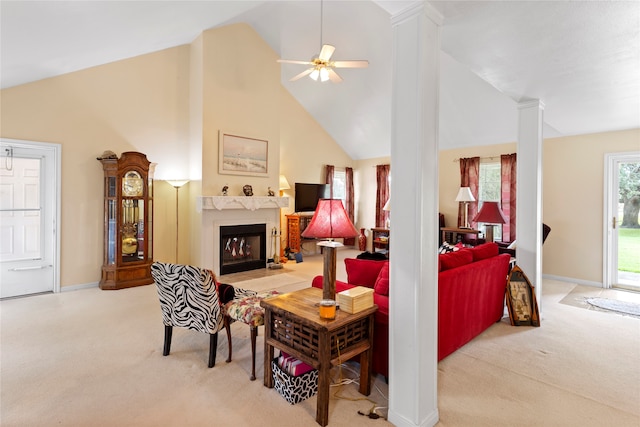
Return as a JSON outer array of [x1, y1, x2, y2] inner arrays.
[[542, 274, 602, 288], [61, 282, 99, 292]]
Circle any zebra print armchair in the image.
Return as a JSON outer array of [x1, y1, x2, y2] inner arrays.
[[151, 262, 224, 368]]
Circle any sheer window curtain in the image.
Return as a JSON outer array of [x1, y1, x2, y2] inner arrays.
[[376, 164, 390, 228], [458, 157, 480, 228], [500, 153, 517, 242]]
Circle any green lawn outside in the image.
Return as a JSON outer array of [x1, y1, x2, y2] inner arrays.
[[618, 228, 640, 273]]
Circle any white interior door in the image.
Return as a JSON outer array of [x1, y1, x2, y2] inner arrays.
[[0, 140, 60, 298], [604, 151, 640, 290]]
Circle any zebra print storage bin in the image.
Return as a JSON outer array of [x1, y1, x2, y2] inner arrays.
[[272, 358, 318, 404]]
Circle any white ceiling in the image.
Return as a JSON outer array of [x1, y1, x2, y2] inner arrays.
[[2, 1, 639, 159]]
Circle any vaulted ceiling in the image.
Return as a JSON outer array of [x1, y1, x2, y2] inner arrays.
[[2, 1, 639, 159]]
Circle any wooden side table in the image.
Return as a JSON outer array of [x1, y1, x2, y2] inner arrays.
[[440, 227, 480, 245], [261, 288, 377, 426]]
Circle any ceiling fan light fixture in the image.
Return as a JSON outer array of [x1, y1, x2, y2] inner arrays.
[[277, 0, 368, 83], [319, 67, 329, 82]]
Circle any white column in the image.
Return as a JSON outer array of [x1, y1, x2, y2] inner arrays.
[[516, 100, 544, 305], [388, 3, 442, 426]]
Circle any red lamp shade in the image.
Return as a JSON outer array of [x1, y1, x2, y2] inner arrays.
[[472, 201, 507, 224], [302, 199, 359, 239]]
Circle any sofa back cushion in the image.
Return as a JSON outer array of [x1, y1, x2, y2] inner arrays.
[[439, 249, 473, 271], [469, 242, 499, 262], [345, 258, 387, 288], [373, 262, 390, 296]]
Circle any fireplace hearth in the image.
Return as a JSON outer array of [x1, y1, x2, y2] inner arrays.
[[219, 223, 266, 275]]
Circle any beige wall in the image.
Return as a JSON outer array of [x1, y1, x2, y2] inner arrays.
[[1, 46, 192, 287], [201, 24, 281, 196], [0, 23, 351, 289], [438, 129, 640, 284], [543, 128, 640, 284], [278, 88, 354, 214], [277, 85, 355, 249]]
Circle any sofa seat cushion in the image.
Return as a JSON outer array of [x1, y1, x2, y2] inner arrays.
[[439, 249, 473, 271], [345, 258, 388, 288]]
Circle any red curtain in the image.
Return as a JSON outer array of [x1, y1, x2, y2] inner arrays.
[[376, 164, 390, 228], [324, 165, 334, 199], [345, 167, 354, 222], [344, 167, 355, 245], [458, 157, 480, 228], [500, 153, 517, 242]]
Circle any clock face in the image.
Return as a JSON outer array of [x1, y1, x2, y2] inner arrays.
[[122, 171, 143, 197]]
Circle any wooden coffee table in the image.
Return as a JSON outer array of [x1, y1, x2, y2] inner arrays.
[[261, 287, 377, 426]]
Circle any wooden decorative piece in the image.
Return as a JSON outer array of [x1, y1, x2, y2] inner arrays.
[[98, 151, 155, 290], [506, 265, 540, 326]]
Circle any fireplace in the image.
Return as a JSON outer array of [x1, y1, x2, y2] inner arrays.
[[197, 195, 289, 277], [219, 223, 266, 274]]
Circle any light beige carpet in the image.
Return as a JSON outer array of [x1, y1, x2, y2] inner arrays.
[[437, 280, 640, 426], [1, 251, 639, 426]]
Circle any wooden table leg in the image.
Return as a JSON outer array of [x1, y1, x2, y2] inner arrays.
[[316, 331, 330, 426], [359, 314, 374, 396], [263, 310, 274, 388], [250, 326, 258, 381], [358, 351, 372, 396]]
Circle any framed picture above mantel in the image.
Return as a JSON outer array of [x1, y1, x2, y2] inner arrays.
[[218, 131, 268, 177]]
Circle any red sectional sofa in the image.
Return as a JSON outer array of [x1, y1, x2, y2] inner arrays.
[[311, 242, 510, 378]]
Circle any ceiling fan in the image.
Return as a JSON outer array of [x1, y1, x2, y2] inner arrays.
[[277, 1, 369, 83]]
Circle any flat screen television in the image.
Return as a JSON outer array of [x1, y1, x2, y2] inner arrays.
[[294, 183, 330, 213]]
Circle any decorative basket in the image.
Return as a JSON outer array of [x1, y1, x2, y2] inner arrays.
[[272, 358, 318, 404]]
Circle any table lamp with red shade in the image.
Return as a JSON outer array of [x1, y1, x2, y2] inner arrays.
[[301, 199, 359, 301], [472, 201, 506, 243]]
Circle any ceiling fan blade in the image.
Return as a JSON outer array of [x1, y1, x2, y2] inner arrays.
[[290, 68, 314, 81], [327, 68, 343, 83], [277, 59, 314, 65], [332, 60, 369, 68], [318, 44, 336, 62]]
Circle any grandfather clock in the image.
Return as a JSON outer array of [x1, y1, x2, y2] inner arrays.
[[98, 151, 155, 290]]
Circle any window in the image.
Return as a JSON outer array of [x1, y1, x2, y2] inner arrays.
[[478, 161, 502, 241], [332, 168, 346, 208]]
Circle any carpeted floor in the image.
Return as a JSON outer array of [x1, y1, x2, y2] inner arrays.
[[1, 251, 639, 426]]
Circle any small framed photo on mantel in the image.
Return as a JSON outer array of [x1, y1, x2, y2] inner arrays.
[[218, 131, 268, 177]]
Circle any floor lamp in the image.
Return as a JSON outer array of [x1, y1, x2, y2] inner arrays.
[[166, 180, 189, 263]]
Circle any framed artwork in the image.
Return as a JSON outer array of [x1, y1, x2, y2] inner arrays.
[[218, 131, 268, 177], [506, 265, 540, 327]]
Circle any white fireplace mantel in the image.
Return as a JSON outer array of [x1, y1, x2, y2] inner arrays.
[[197, 196, 289, 212]]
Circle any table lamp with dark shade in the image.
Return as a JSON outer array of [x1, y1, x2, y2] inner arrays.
[[472, 201, 506, 243], [301, 199, 359, 301]]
